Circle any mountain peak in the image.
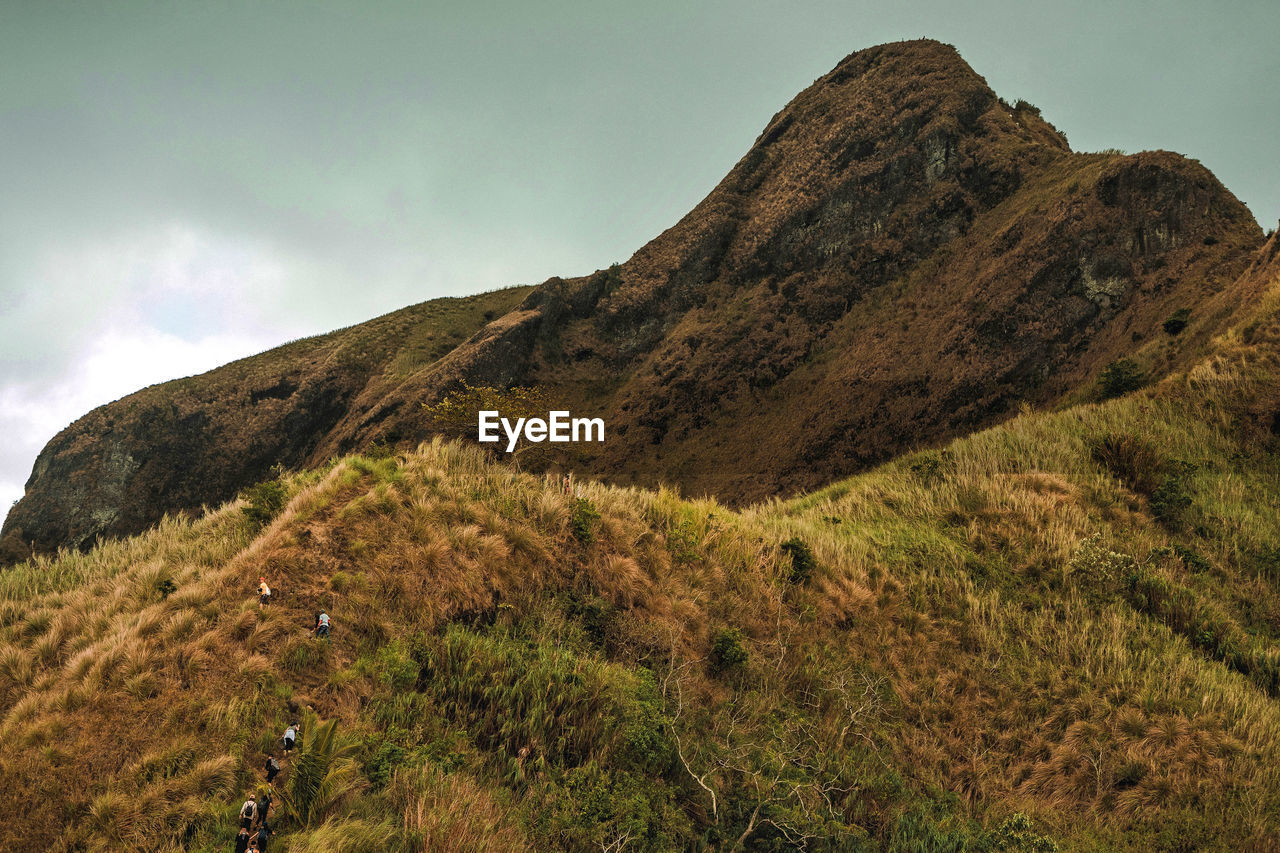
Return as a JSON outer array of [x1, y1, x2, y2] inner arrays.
[[0, 42, 1263, 561]]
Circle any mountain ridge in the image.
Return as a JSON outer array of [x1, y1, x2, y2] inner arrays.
[[1, 38, 1265, 563]]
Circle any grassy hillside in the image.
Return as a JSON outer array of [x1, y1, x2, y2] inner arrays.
[[2, 272, 1280, 851]]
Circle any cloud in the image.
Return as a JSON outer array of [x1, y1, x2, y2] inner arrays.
[[0, 224, 311, 526]]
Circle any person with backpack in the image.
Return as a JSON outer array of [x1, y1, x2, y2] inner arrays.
[[254, 789, 272, 827], [257, 577, 272, 609], [252, 821, 273, 852], [263, 753, 280, 783], [238, 793, 257, 830], [282, 722, 298, 755], [234, 826, 251, 853], [312, 610, 330, 640]]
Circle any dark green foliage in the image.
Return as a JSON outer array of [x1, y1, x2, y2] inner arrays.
[[709, 627, 748, 674], [985, 813, 1058, 852], [665, 519, 702, 565], [1172, 544, 1211, 574], [362, 730, 408, 788], [1253, 546, 1280, 583], [780, 537, 818, 584], [240, 478, 288, 529], [565, 593, 616, 648], [156, 578, 177, 599], [1162, 308, 1191, 335], [1098, 359, 1146, 399], [1150, 461, 1196, 529], [279, 717, 363, 828], [571, 498, 601, 543], [543, 763, 690, 852], [1090, 433, 1165, 494], [909, 451, 947, 485]]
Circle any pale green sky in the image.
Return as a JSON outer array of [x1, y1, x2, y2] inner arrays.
[[1, 0, 1277, 517]]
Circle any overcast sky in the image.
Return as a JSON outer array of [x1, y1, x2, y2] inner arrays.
[[2, 1, 1277, 524]]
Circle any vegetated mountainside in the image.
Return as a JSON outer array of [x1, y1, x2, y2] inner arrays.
[[0, 286, 531, 564], [2, 38, 1265, 562], [0, 236, 1278, 850]]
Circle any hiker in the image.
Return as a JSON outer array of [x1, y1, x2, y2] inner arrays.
[[254, 789, 272, 828], [252, 822, 273, 852], [234, 826, 251, 853], [282, 722, 298, 755], [257, 577, 272, 609], [263, 753, 280, 783], [312, 610, 330, 640], [238, 793, 257, 830]]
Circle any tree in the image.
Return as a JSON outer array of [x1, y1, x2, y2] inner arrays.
[[279, 717, 366, 828]]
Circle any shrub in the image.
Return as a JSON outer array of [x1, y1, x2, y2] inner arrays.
[[986, 812, 1059, 851], [1068, 535, 1134, 594], [1150, 461, 1195, 529], [780, 538, 817, 585], [1098, 359, 1146, 399], [709, 628, 748, 674], [362, 732, 408, 788], [241, 479, 288, 529], [571, 498, 601, 544], [1172, 544, 1210, 574], [1090, 433, 1165, 495], [1162, 308, 1191, 336], [909, 451, 947, 484]]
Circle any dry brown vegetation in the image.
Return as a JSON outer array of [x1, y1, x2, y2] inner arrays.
[[2, 246, 1280, 850]]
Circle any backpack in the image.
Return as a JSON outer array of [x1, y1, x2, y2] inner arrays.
[[241, 800, 256, 818]]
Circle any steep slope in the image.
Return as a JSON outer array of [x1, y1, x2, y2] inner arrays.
[[2, 243, 1280, 849], [3, 39, 1264, 560], [0, 286, 532, 564]]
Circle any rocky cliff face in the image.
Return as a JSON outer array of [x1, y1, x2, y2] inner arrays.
[[0, 288, 531, 563], [1, 39, 1265, 562]]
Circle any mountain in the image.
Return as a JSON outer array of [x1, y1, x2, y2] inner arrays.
[[0, 222, 1279, 846], [1, 38, 1265, 562]]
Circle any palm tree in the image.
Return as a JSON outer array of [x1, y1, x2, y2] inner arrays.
[[278, 716, 366, 828]]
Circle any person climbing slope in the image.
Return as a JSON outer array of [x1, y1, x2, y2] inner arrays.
[[312, 610, 330, 640], [257, 577, 272, 609], [234, 826, 251, 853], [263, 753, 280, 783], [281, 722, 298, 755], [254, 789, 272, 829], [238, 793, 257, 830]]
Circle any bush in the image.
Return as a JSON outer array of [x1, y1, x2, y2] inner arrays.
[[986, 813, 1058, 852], [780, 538, 817, 584], [571, 498, 601, 544], [1150, 461, 1195, 529], [1098, 359, 1146, 399], [709, 628, 748, 674], [241, 479, 288, 529], [1162, 308, 1191, 335], [1090, 433, 1165, 494]]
